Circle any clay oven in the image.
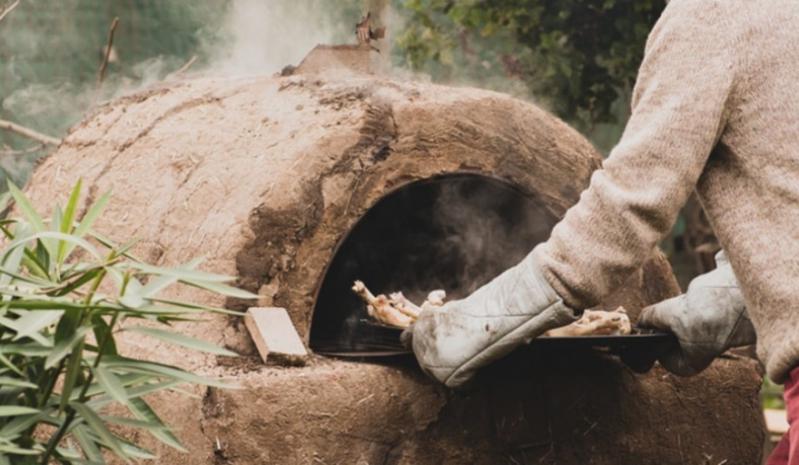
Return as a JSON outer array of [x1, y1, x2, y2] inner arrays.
[[22, 55, 766, 464]]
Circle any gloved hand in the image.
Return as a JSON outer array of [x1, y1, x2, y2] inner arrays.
[[639, 250, 756, 376], [401, 244, 579, 388]]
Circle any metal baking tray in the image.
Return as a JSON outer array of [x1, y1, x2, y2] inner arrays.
[[313, 320, 676, 358], [531, 330, 676, 350]]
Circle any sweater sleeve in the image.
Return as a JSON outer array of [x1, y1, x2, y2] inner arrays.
[[534, 0, 739, 309]]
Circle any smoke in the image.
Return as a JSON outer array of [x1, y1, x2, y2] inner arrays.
[[428, 178, 555, 298], [0, 0, 364, 184], [202, 0, 349, 76]]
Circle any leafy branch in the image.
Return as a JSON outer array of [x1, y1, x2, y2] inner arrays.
[[0, 180, 254, 464]]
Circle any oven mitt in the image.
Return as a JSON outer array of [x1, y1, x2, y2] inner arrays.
[[401, 244, 579, 388], [638, 250, 756, 376]]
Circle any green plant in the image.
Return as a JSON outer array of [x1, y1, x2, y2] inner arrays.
[[0, 180, 253, 464], [394, 0, 665, 126], [762, 378, 785, 410]]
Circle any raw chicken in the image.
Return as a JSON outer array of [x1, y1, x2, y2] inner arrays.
[[352, 280, 632, 337], [352, 281, 445, 328], [544, 307, 632, 337]]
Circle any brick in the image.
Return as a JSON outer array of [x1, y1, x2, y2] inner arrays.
[[244, 307, 308, 365]]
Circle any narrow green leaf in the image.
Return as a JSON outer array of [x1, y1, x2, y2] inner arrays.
[[0, 223, 14, 241], [0, 377, 37, 389], [21, 247, 50, 281], [150, 298, 243, 316], [33, 239, 51, 277], [181, 279, 257, 299], [139, 273, 179, 299], [86, 379, 180, 409], [0, 224, 27, 288], [4, 298, 113, 313], [154, 315, 203, 324], [0, 444, 40, 455], [100, 356, 238, 389], [8, 182, 60, 262], [0, 406, 39, 417], [0, 192, 12, 215], [60, 180, 82, 236], [0, 342, 51, 357], [119, 292, 145, 310], [73, 192, 109, 240], [127, 397, 187, 452], [63, 186, 111, 266], [7, 182, 46, 233], [89, 231, 140, 261], [101, 415, 166, 430], [70, 402, 129, 462], [0, 354, 23, 376], [94, 366, 128, 405], [121, 304, 203, 316], [58, 185, 82, 269], [0, 262, 52, 288], [125, 261, 235, 283], [78, 372, 152, 399], [91, 314, 117, 356], [107, 269, 140, 304], [72, 424, 104, 463], [117, 439, 156, 460], [54, 307, 81, 344], [54, 444, 83, 460], [53, 267, 104, 296], [2, 231, 101, 263], [127, 326, 237, 356], [0, 410, 45, 436], [46, 326, 90, 369], [60, 342, 85, 413], [0, 310, 62, 341]]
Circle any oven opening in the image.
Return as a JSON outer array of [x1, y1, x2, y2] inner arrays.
[[309, 173, 557, 355]]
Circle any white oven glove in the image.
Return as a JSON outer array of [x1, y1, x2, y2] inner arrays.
[[401, 244, 579, 388], [639, 250, 756, 376]]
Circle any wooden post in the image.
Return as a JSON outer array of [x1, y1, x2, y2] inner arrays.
[[366, 0, 390, 68]]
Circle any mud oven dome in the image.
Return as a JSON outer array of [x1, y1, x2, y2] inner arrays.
[[24, 66, 766, 464]]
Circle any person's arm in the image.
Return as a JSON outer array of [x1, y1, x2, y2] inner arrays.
[[403, 0, 743, 389], [535, 0, 740, 309]]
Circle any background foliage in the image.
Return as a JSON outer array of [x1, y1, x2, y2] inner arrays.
[[0, 1, 229, 182], [395, 0, 665, 131]]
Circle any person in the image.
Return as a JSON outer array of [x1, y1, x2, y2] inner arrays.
[[401, 0, 799, 463]]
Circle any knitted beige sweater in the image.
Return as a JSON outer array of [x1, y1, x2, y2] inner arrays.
[[535, 0, 799, 383]]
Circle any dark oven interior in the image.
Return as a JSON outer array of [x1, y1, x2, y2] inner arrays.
[[309, 173, 558, 355]]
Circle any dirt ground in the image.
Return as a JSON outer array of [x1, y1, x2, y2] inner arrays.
[[23, 68, 766, 464]]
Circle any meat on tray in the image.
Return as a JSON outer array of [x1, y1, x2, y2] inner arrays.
[[351, 280, 632, 337], [544, 307, 631, 337], [351, 280, 443, 328]]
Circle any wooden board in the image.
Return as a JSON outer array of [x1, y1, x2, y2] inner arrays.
[[244, 307, 308, 365]]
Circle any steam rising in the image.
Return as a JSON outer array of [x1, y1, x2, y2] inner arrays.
[[430, 181, 553, 297], [205, 0, 347, 76], [0, 0, 362, 183]]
